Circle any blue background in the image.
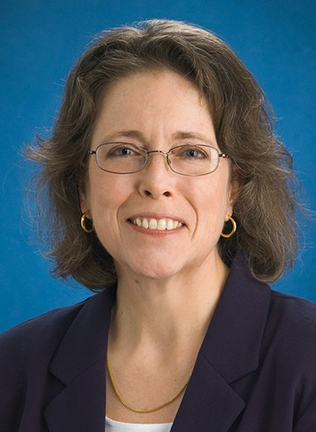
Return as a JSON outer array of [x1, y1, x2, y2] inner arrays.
[[1, 0, 315, 333]]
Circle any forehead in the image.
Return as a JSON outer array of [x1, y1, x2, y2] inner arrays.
[[92, 70, 216, 146], [101, 69, 205, 106]]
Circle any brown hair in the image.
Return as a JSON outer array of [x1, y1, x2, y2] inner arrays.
[[28, 19, 299, 289]]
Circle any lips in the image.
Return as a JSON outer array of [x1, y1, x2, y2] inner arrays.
[[130, 217, 183, 230]]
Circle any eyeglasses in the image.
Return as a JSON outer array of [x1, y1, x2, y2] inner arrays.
[[88, 142, 230, 176]]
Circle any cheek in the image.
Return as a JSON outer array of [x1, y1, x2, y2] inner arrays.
[[202, 180, 232, 211], [87, 172, 129, 224], [90, 184, 113, 217], [191, 178, 233, 229]]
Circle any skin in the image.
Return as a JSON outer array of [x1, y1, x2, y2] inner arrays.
[[80, 70, 238, 423]]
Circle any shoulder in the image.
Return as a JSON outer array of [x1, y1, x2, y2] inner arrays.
[[0, 299, 89, 427], [0, 288, 115, 369], [0, 299, 87, 367], [259, 291, 316, 424], [0, 289, 114, 430], [0, 290, 114, 430], [268, 290, 316, 337], [263, 290, 316, 370], [0, 287, 116, 366]]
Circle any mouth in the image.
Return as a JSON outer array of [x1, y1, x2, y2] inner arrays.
[[129, 217, 184, 231]]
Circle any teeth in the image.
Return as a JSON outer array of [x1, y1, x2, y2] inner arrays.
[[149, 218, 158, 229], [167, 219, 174, 230], [131, 218, 183, 230], [135, 218, 142, 227]]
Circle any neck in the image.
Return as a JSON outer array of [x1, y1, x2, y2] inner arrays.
[[110, 255, 229, 354], [106, 256, 229, 424]]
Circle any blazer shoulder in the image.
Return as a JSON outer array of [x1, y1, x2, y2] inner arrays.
[[269, 290, 316, 329], [266, 290, 316, 361], [0, 298, 88, 366]]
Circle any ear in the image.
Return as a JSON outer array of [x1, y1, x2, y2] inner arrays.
[[78, 169, 90, 214], [226, 178, 240, 219]]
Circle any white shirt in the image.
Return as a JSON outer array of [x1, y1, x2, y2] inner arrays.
[[105, 417, 173, 432]]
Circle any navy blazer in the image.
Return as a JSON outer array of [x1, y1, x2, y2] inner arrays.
[[1, 253, 316, 431]]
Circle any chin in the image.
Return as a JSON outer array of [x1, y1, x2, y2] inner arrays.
[[122, 257, 186, 281]]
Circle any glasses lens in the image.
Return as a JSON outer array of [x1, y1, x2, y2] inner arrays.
[[96, 143, 146, 173], [93, 143, 223, 176], [169, 145, 219, 176]]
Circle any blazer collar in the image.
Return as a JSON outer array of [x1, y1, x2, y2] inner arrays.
[[200, 252, 271, 383], [172, 253, 271, 431], [44, 288, 115, 432]]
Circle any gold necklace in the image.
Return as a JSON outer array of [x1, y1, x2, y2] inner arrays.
[[106, 353, 189, 414]]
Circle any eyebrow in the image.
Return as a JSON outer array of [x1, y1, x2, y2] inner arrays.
[[172, 131, 214, 144], [98, 130, 215, 146], [101, 130, 146, 142]]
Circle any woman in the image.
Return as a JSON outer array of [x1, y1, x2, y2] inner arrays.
[[0, 19, 315, 432]]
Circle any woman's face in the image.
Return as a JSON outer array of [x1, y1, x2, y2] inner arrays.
[[81, 70, 236, 281]]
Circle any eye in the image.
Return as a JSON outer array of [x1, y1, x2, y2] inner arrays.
[[106, 143, 142, 158], [186, 148, 202, 158], [176, 145, 210, 160], [109, 146, 134, 157]]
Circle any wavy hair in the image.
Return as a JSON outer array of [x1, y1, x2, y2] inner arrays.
[[28, 19, 299, 289]]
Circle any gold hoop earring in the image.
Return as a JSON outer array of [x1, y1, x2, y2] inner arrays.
[[81, 211, 94, 233], [221, 216, 237, 238]]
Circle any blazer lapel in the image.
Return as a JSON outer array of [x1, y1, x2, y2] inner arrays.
[[172, 354, 245, 431], [172, 253, 271, 431], [44, 357, 107, 431], [44, 289, 115, 432]]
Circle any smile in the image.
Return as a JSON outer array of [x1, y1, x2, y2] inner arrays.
[[130, 217, 183, 230]]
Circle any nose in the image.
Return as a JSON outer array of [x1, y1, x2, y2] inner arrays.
[[138, 150, 173, 198], [147, 149, 168, 158]]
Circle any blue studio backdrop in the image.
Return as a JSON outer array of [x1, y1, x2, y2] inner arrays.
[[1, 0, 315, 333]]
